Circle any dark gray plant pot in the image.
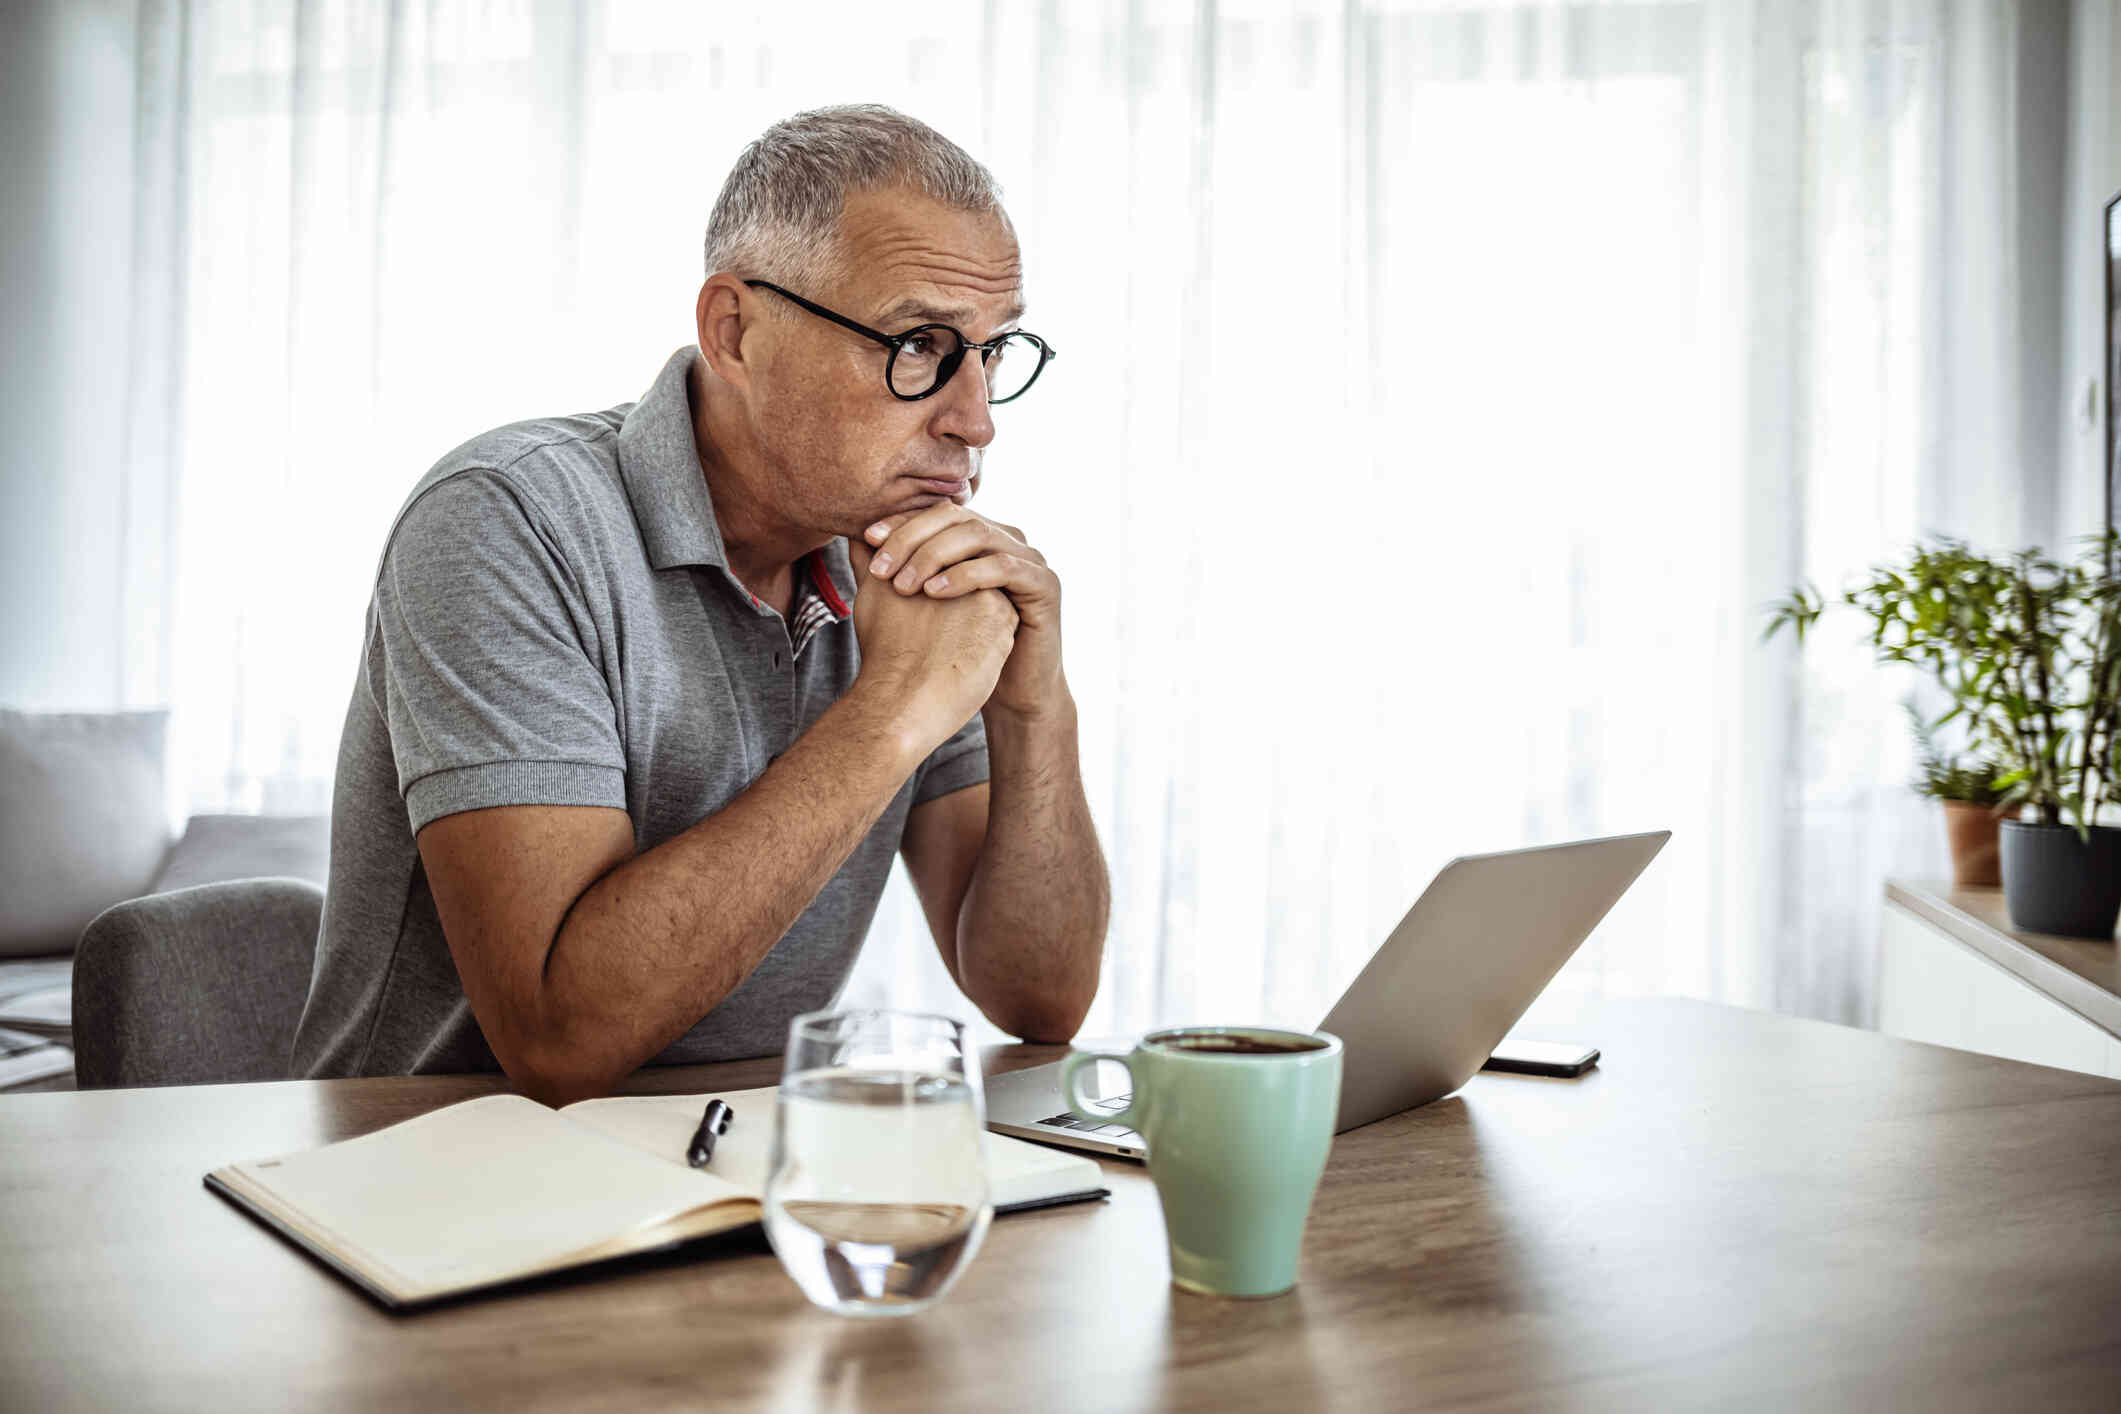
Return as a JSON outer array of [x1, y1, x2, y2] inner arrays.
[[1998, 821, 2121, 940]]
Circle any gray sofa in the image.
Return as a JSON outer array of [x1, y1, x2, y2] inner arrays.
[[0, 708, 328, 1088]]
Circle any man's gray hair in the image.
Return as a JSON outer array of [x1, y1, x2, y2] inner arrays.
[[704, 104, 1006, 295]]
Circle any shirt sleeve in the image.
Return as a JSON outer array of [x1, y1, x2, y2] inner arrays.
[[367, 470, 628, 835], [911, 710, 991, 805]]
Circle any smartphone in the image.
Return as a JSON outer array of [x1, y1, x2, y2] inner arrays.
[[1482, 1038, 1600, 1078]]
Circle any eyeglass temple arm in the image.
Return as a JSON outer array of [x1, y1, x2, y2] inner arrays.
[[743, 280, 898, 350]]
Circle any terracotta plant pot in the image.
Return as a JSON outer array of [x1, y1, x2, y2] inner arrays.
[[1940, 800, 2019, 888]]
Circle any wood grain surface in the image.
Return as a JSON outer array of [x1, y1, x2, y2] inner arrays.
[[2, 998, 2118, 1412]]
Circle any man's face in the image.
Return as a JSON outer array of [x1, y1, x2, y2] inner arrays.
[[748, 188, 1024, 537]]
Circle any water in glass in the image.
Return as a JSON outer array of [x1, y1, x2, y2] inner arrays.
[[763, 1013, 991, 1316]]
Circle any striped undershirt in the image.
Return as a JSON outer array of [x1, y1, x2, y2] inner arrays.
[[784, 548, 850, 658]]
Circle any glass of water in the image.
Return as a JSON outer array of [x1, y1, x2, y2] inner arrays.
[[762, 1009, 992, 1317]]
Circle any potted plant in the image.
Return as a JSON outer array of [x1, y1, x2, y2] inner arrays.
[[1905, 703, 2019, 888], [1765, 533, 2121, 940]]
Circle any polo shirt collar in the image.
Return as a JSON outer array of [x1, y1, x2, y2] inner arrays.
[[618, 347, 730, 571], [619, 346, 856, 631]]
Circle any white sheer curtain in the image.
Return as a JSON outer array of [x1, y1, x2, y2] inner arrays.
[[119, 0, 2059, 1040]]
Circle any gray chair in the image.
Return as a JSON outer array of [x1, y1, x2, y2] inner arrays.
[[72, 878, 324, 1088]]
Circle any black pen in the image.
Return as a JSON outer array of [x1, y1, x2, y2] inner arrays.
[[686, 1098, 733, 1168]]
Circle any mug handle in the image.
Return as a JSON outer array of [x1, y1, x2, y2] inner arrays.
[[1060, 1048, 1143, 1133]]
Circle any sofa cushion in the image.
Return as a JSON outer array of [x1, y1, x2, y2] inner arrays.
[[0, 710, 172, 957], [150, 814, 330, 894]]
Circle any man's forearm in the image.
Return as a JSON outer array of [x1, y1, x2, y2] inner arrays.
[[522, 685, 926, 1103], [957, 692, 1110, 1040]]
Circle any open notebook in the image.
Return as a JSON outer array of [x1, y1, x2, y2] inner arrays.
[[205, 1082, 1107, 1311]]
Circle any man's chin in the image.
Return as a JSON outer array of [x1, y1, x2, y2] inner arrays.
[[884, 476, 976, 513]]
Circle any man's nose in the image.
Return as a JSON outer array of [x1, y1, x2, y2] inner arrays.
[[930, 350, 997, 449]]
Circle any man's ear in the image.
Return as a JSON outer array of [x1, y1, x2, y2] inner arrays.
[[695, 275, 755, 391]]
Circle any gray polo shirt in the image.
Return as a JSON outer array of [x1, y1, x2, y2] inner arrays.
[[291, 347, 988, 1078]]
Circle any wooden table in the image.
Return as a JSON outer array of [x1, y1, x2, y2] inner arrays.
[[3, 999, 2119, 1412]]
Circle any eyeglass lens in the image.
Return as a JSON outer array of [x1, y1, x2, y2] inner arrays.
[[889, 327, 1043, 403]]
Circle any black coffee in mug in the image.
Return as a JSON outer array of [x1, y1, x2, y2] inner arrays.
[[1158, 1032, 1328, 1056]]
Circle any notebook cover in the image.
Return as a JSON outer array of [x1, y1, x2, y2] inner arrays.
[[206, 1171, 1109, 1313]]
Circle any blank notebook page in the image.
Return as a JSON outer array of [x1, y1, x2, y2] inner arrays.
[[226, 1094, 746, 1294]]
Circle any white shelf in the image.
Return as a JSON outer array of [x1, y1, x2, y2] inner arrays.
[[1881, 881, 2121, 1079]]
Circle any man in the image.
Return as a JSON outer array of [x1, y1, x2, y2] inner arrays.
[[292, 105, 1110, 1105]]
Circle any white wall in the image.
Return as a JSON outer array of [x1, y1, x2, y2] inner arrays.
[[0, 2, 139, 710]]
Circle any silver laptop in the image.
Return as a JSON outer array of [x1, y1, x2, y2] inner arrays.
[[985, 830, 1670, 1159]]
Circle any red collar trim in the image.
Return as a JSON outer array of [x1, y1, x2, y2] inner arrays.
[[807, 549, 851, 619]]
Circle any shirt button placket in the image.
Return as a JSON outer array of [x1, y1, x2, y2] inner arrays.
[[773, 629, 796, 753]]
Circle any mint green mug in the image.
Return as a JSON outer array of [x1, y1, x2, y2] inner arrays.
[[1062, 1026, 1343, 1299]]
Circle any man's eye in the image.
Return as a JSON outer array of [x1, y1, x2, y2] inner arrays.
[[901, 334, 937, 358]]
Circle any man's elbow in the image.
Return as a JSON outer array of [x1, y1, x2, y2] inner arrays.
[[968, 934, 1104, 1044], [990, 989, 1095, 1046], [491, 1015, 629, 1108], [505, 1053, 627, 1109], [507, 1060, 606, 1109], [1012, 1015, 1086, 1046]]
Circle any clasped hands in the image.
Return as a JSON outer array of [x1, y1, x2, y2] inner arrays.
[[848, 504, 1064, 735]]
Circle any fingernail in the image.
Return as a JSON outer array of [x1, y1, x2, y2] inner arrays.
[[870, 552, 893, 576], [895, 568, 918, 591], [926, 575, 949, 593], [865, 522, 890, 543]]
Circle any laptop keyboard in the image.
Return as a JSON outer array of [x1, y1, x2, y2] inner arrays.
[[1036, 1095, 1138, 1139]]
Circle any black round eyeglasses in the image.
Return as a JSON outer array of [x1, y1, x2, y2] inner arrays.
[[744, 279, 1057, 404]]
